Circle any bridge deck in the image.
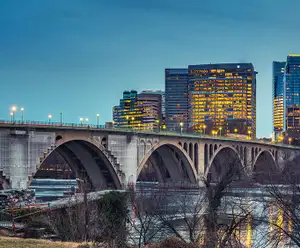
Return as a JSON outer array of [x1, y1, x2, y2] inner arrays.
[[0, 120, 298, 150]]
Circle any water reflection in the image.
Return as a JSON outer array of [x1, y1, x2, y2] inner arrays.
[[132, 184, 296, 248]]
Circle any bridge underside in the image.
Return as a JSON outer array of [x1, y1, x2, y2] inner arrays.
[[32, 140, 121, 191], [138, 144, 196, 184], [207, 147, 244, 185]]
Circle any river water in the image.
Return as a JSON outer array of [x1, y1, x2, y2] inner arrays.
[[131, 183, 295, 248]]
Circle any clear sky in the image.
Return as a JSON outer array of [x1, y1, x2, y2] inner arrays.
[[0, 0, 299, 137]]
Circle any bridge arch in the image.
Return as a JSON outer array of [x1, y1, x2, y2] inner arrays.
[[138, 141, 197, 184], [252, 150, 278, 184], [31, 137, 122, 190], [205, 146, 244, 183]]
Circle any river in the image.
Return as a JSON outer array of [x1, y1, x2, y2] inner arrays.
[[131, 183, 296, 248]]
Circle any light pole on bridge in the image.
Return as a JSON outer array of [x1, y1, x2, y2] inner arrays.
[[20, 107, 24, 123], [218, 127, 222, 136], [60, 112, 63, 126], [11, 106, 17, 123], [96, 114, 100, 127], [48, 114, 52, 124], [179, 122, 184, 135]]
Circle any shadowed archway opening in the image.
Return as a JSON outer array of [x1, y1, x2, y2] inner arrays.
[[207, 147, 243, 185], [30, 140, 121, 201], [253, 151, 278, 184], [138, 144, 196, 184]]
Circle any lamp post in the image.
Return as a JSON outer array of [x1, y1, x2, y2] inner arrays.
[[85, 118, 89, 127], [179, 122, 184, 135], [218, 127, 222, 136], [203, 124, 206, 135], [131, 117, 135, 129], [10, 112, 13, 122], [248, 130, 252, 140], [60, 112, 63, 126], [234, 128, 238, 134], [288, 137, 292, 145], [155, 119, 160, 132], [80, 117, 83, 126], [20, 107, 24, 123], [48, 114, 52, 124], [11, 106, 17, 123], [96, 114, 100, 127]]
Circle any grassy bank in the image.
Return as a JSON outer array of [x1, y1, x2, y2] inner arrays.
[[0, 237, 83, 248]]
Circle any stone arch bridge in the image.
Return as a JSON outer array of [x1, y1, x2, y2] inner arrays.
[[0, 123, 299, 189]]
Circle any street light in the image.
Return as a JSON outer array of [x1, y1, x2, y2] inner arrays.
[[179, 122, 184, 135], [155, 119, 160, 132], [218, 127, 222, 136], [60, 112, 63, 126], [11, 106, 17, 123], [234, 128, 238, 133], [10, 112, 13, 122], [80, 117, 83, 126], [248, 130, 252, 139], [288, 137, 292, 145], [85, 118, 89, 126], [20, 107, 24, 123], [203, 124, 206, 135], [96, 114, 100, 127], [48, 114, 52, 124]]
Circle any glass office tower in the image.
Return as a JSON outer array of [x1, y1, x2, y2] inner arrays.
[[272, 61, 285, 139], [165, 69, 189, 131], [284, 54, 300, 139], [188, 63, 257, 138], [113, 90, 162, 130]]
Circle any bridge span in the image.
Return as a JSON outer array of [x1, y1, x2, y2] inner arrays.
[[0, 121, 299, 189]]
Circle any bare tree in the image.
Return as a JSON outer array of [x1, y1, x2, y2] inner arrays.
[[154, 185, 206, 245], [266, 175, 300, 247], [127, 184, 165, 247]]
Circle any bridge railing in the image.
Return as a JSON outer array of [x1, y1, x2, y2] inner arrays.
[[0, 119, 296, 148], [0, 119, 106, 129]]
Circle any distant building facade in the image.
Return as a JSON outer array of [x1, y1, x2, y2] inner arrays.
[[165, 69, 189, 132], [113, 90, 162, 130], [284, 54, 300, 143], [272, 61, 285, 139], [140, 90, 165, 118], [188, 63, 257, 138]]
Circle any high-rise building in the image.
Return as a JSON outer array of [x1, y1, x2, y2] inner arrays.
[[113, 90, 162, 130], [272, 61, 285, 139], [165, 69, 189, 131], [140, 90, 165, 118], [284, 54, 300, 141], [188, 63, 257, 138]]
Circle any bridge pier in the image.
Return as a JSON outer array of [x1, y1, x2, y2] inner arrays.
[[0, 129, 55, 189]]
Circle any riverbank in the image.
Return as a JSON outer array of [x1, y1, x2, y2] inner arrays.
[[0, 237, 83, 248]]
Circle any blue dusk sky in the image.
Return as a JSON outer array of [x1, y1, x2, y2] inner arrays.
[[0, 0, 300, 137]]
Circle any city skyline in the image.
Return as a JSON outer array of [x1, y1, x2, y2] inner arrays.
[[1, 0, 300, 138]]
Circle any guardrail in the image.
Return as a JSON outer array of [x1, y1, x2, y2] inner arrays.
[[0, 119, 297, 149]]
